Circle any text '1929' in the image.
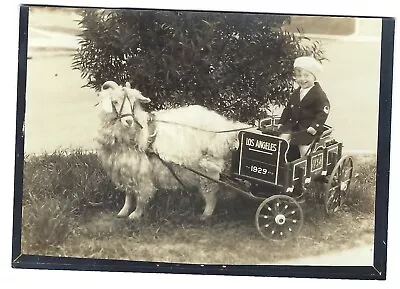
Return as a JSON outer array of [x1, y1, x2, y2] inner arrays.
[[250, 165, 268, 175]]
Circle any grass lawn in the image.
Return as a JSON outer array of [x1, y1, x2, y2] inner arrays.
[[20, 150, 376, 265]]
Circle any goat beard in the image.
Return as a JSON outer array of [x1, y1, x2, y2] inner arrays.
[[96, 117, 153, 190], [97, 117, 144, 150]]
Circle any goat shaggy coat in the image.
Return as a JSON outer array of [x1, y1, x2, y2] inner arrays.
[[96, 81, 249, 220]]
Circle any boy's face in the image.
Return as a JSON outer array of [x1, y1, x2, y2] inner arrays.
[[294, 68, 316, 89]]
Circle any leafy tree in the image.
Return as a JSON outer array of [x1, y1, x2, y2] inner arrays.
[[72, 8, 325, 122]]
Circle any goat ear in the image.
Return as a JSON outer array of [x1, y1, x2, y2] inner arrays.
[[100, 97, 113, 113], [135, 90, 151, 103], [138, 95, 151, 103], [123, 87, 152, 103]]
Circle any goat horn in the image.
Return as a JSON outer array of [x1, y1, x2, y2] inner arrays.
[[102, 81, 119, 90]]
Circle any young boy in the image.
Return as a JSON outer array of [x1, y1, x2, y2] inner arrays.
[[277, 56, 330, 157]]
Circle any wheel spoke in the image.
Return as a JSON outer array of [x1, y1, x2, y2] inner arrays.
[[328, 185, 340, 191], [285, 217, 302, 225], [338, 165, 344, 177], [327, 192, 340, 202], [283, 208, 300, 217], [342, 159, 353, 179], [279, 202, 292, 215], [262, 219, 276, 228], [258, 214, 271, 220], [261, 206, 275, 218], [272, 201, 278, 215], [326, 192, 341, 211], [327, 193, 340, 208], [267, 221, 279, 235], [262, 204, 274, 214], [278, 201, 287, 215], [259, 211, 275, 223], [343, 168, 353, 175]]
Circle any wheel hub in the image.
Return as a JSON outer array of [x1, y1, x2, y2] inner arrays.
[[275, 214, 286, 225], [340, 181, 348, 191]]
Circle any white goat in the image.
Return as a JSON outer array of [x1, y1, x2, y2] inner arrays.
[[96, 81, 250, 220]]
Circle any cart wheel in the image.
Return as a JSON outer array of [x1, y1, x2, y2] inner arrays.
[[255, 195, 304, 241], [325, 155, 354, 215]]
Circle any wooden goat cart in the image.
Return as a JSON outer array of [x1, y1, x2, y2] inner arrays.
[[186, 117, 355, 241]]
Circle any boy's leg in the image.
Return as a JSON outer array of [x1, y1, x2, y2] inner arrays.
[[298, 144, 311, 157], [279, 133, 291, 142]]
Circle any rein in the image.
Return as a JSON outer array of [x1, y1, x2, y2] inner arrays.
[[101, 80, 256, 134], [153, 119, 257, 133], [113, 93, 256, 134]]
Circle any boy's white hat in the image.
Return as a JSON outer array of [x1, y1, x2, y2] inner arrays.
[[294, 56, 323, 79]]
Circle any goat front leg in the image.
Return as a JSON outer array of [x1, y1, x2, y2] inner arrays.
[[128, 186, 155, 220], [117, 193, 134, 218], [199, 178, 219, 220]]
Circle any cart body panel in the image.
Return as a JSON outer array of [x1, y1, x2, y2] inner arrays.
[[231, 131, 289, 187]]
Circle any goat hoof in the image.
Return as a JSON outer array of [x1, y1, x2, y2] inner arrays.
[[199, 214, 212, 221], [117, 210, 130, 218], [128, 212, 142, 221]]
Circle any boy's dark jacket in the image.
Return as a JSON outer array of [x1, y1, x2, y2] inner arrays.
[[279, 82, 330, 142]]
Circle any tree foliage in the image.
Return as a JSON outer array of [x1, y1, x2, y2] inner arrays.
[[72, 8, 326, 122]]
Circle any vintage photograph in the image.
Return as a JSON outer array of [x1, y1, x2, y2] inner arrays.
[[14, 4, 392, 274]]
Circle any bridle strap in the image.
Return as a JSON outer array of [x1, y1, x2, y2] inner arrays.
[[111, 93, 143, 129]]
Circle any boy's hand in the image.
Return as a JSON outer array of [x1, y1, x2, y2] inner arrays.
[[307, 127, 317, 135]]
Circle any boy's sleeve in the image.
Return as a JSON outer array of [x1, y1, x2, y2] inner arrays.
[[279, 104, 291, 125], [279, 94, 293, 125], [310, 96, 330, 132]]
